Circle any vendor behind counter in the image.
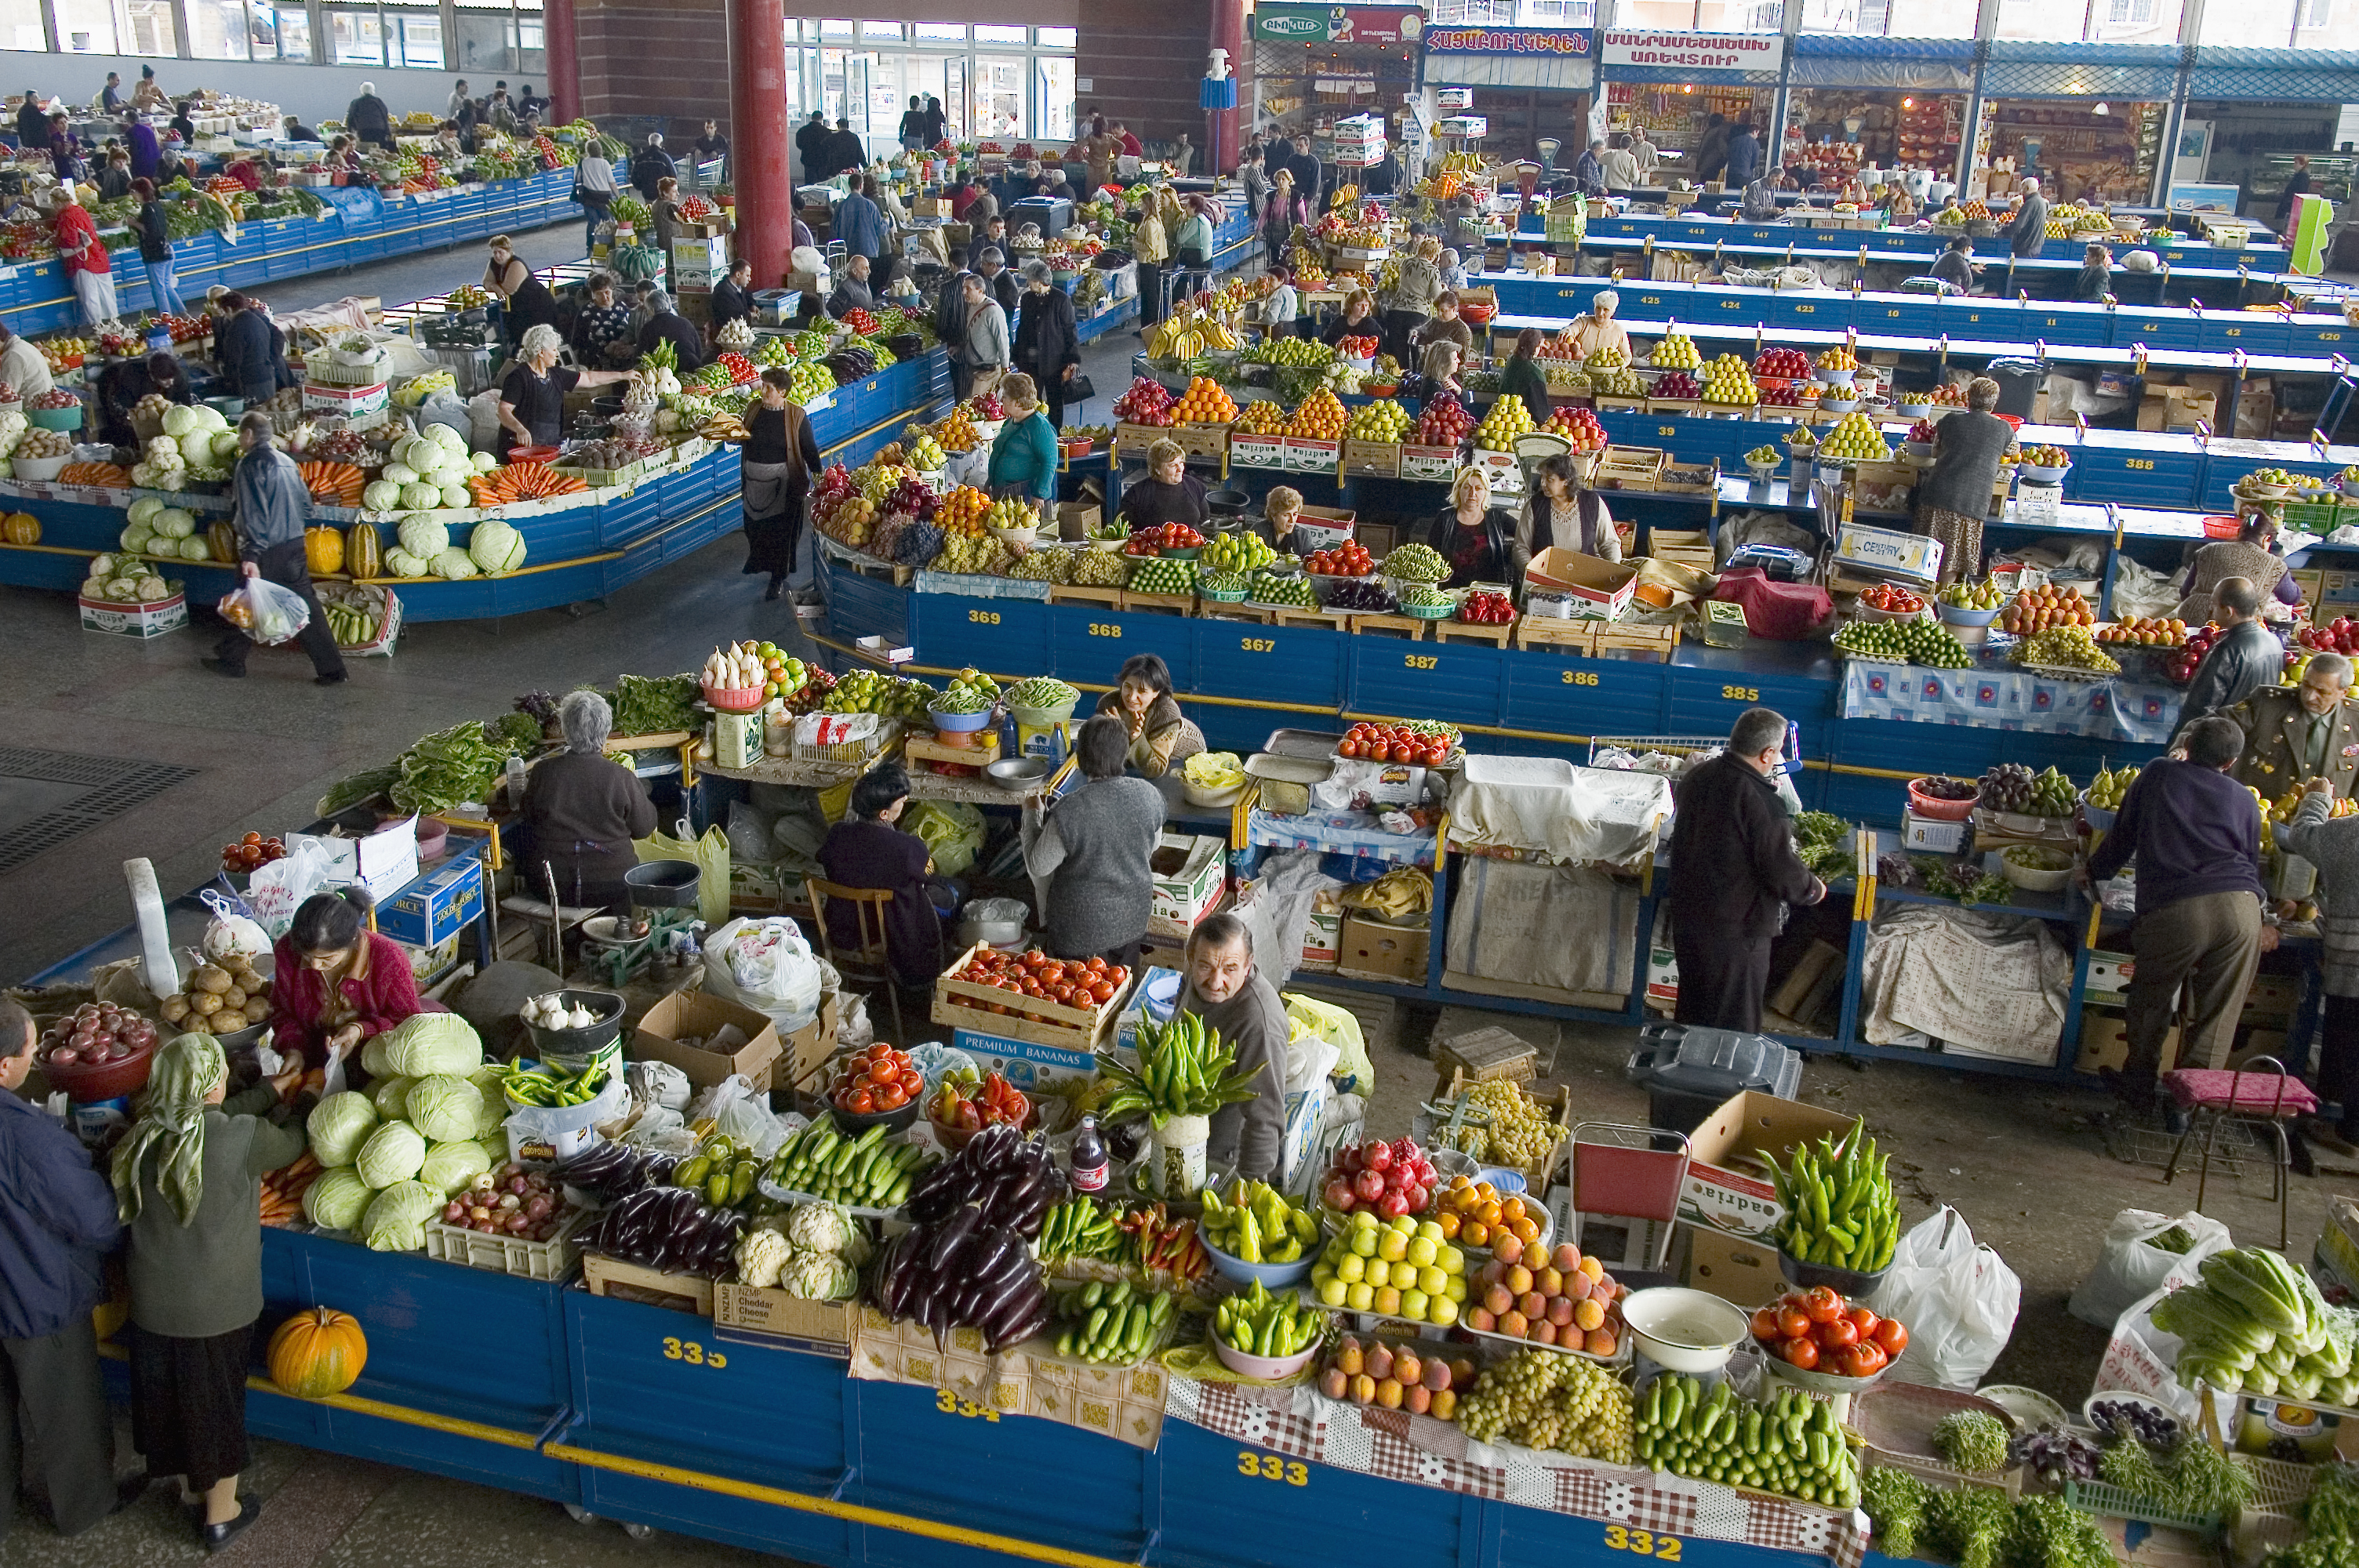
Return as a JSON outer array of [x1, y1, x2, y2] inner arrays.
[[1118, 438, 1209, 534], [816, 760, 950, 985], [519, 689, 658, 913], [1175, 911, 1287, 1184], [1093, 653, 1205, 777], [265, 887, 419, 1073]]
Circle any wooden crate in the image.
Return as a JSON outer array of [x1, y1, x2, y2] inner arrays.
[[1112, 422, 1169, 459], [1594, 394, 1646, 414], [1514, 619, 1598, 654], [1657, 459, 1719, 496], [1200, 601, 1275, 623], [931, 939, 1125, 1049], [1121, 590, 1195, 616], [712, 1282, 859, 1348], [1049, 582, 1125, 611], [1601, 445, 1667, 478], [905, 730, 1000, 769], [1271, 607, 1340, 632], [582, 1252, 715, 1315], [1339, 438, 1402, 479], [1350, 612, 1429, 640], [1593, 463, 1659, 493], [1594, 622, 1682, 663], [1645, 397, 1699, 419], [1433, 616, 1516, 648], [834, 554, 915, 586], [1431, 1024, 1539, 1101], [1434, 1065, 1574, 1194]]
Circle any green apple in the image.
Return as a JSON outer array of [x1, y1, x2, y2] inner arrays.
[[1438, 1244, 1464, 1273], [1408, 1236, 1438, 1269], [1400, 1288, 1430, 1320], [1337, 1253, 1366, 1283], [1416, 1265, 1448, 1297], [1428, 1295, 1460, 1327], [1351, 1210, 1379, 1231], [1444, 1272, 1469, 1303], [1318, 1276, 1349, 1308], [1376, 1229, 1410, 1263], [1362, 1258, 1390, 1289], [1349, 1227, 1379, 1259], [1416, 1220, 1444, 1246], [1390, 1214, 1417, 1234], [1347, 1282, 1375, 1311]]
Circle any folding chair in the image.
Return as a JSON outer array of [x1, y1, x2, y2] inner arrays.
[[2161, 1056, 2318, 1250], [804, 878, 905, 1042], [1565, 1121, 1692, 1276]]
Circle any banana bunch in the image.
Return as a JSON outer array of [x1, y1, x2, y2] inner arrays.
[[495, 1059, 610, 1108], [1147, 318, 1208, 360], [1330, 183, 1360, 209], [1096, 1013, 1265, 1123], [1438, 151, 1484, 176]]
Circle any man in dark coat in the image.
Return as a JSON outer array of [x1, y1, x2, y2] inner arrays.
[[794, 111, 828, 184], [1666, 708, 1823, 1030], [214, 293, 284, 405], [1012, 259, 1081, 426], [344, 82, 392, 150], [636, 289, 707, 372]]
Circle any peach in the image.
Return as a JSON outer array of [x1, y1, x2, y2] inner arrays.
[[1573, 1298, 1606, 1331], [1518, 1291, 1546, 1320], [1579, 1254, 1605, 1281], [1367, 1344, 1394, 1382], [1587, 1327, 1617, 1357], [1492, 1235, 1523, 1267], [1478, 1259, 1508, 1289], [1404, 1384, 1432, 1415], [1505, 1265, 1534, 1296], [1467, 1306, 1496, 1331], [1321, 1367, 1350, 1399], [1554, 1243, 1583, 1274], [1351, 1373, 1376, 1403], [1499, 1309, 1529, 1338], [1563, 1270, 1594, 1301], [1430, 1388, 1457, 1421], [1423, 1359, 1452, 1392], [1484, 1283, 1514, 1316], [1334, 1338, 1365, 1376], [1531, 1319, 1558, 1345], [1536, 1266, 1565, 1298], [1394, 1350, 1423, 1388], [1558, 1326, 1587, 1353], [1375, 1377, 1404, 1409], [1594, 1271, 1617, 1298], [1547, 1296, 1576, 1327], [1452, 1358, 1478, 1388]]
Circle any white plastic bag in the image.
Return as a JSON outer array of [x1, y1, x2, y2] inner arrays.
[[198, 890, 271, 963], [2068, 1209, 2234, 1330], [219, 576, 311, 645], [626, 1058, 692, 1113], [2091, 1254, 2212, 1421], [1868, 1207, 2022, 1392], [703, 916, 824, 1032], [244, 837, 336, 938], [685, 1074, 793, 1159]]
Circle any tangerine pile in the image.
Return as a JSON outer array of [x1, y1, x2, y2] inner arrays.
[[1289, 389, 1347, 439], [1434, 1177, 1543, 1251], [1172, 376, 1237, 423], [936, 486, 990, 537], [932, 410, 981, 452], [2095, 615, 2188, 647]]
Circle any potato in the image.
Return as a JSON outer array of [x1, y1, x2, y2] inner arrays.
[[160, 995, 190, 1024], [191, 990, 223, 1015], [217, 985, 245, 1011], [191, 964, 231, 995], [241, 998, 270, 1024]]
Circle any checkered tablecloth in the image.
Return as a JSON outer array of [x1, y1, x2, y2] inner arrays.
[[1840, 662, 2181, 745], [1163, 1377, 1869, 1568]]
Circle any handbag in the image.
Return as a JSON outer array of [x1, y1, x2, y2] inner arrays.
[[1065, 373, 1096, 401]]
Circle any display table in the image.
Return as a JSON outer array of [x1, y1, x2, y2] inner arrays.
[[1839, 662, 2182, 743], [1525, 209, 2287, 271]]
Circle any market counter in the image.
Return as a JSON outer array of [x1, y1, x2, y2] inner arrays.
[[1523, 210, 2286, 272]]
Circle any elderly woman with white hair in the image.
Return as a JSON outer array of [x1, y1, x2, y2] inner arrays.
[[496, 323, 628, 459], [520, 690, 660, 913], [1568, 290, 1630, 362]]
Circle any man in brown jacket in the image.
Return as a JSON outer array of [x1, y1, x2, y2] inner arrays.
[[2231, 652, 2358, 799]]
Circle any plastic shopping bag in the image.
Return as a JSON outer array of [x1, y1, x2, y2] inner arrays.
[[2067, 1209, 2234, 1330], [217, 576, 311, 645], [702, 916, 825, 1033], [636, 816, 730, 925], [1867, 1207, 2022, 1391]]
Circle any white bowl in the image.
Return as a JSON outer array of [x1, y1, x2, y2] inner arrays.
[[1213, 1334, 1319, 1381], [1619, 1287, 1751, 1373]]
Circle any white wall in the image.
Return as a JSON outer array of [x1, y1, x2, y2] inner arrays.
[[0, 51, 508, 128]]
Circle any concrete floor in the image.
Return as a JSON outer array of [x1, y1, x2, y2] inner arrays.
[[0, 222, 2339, 1566]]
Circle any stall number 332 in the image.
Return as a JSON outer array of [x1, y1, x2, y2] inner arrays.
[[1603, 1526, 1682, 1559]]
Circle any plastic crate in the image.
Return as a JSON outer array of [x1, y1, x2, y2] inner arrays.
[[2062, 1477, 2221, 1536], [789, 717, 901, 765], [422, 1205, 591, 1280]]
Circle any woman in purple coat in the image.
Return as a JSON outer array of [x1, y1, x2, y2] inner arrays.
[[816, 762, 947, 984]]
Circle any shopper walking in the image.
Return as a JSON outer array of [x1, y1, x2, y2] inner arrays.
[[205, 413, 347, 684], [2085, 716, 2267, 1111], [954, 270, 1009, 401], [975, 245, 1021, 322], [2232, 652, 2359, 797], [131, 177, 184, 314], [1693, 114, 1731, 185], [1027, 715, 1166, 967], [2277, 775, 2359, 1160], [114, 1033, 310, 1552], [1667, 708, 1826, 1031], [897, 94, 928, 153], [795, 110, 829, 185], [214, 292, 288, 406], [1913, 375, 2009, 585], [2173, 578, 2281, 739], [985, 372, 1060, 504], [1013, 260, 1080, 426], [50, 190, 115, 326], [344, 81, 391, 151], [0, 996, 126, 1544], [833, 176, 887, 281], [2006, 177, 2048, 260], [738, 366, 821, 601], [1380, 236, 1444, 367]]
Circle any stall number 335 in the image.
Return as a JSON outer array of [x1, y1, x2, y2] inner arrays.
[[660, 1337, 728, 1370]]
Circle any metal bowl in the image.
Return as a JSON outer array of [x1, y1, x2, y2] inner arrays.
[[986, 756, 1052, 792]]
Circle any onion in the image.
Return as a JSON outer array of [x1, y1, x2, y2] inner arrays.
[[443, 1202, 467, 1222], [470, 1206, 493, 1224], [506, 1174, 529, 1195], [49, 1048, 78, 1065], [497, 1192, 521, 1210], [525, 1194, 553, 1219]]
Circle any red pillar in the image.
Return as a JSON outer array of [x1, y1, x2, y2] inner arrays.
[[544, 0, 580, 127], [728, 0, 794, 289], [1209, 0, 1244, 175]]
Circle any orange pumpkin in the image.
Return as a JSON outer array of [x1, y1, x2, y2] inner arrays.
[[1, 511, 36, 545], [304, 524, 344, 577], [267, 1307, 367, 1399], [206, 521, 238, 564]]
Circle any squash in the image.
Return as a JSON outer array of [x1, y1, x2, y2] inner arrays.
[[0, 511, 36, 545], [347, 523, 380, 581], [304, 524, 344, 577], [267, 1306, 367, 1399], [206, 521, 238, 564]]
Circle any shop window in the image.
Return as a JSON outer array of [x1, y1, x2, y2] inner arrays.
[[912, 22, 964, 39], [1431, 0, 1515, 21], [1038, 55, 1074, 142], [329, 6, 384, 64], [454, 10, 510, 71], [53, 0, 117, 49], [1037, 25, 1074, 45], [975, 24, 1024, 41], [1518, 0, 1598, 22], [2199, 0, 2292, 39], [860, 20, 901, 39], [263, 0, 309, 59], [121, 0, 174, 53], [1803, 0, 1976, 35], [0, 0, 38, 48], [388, 7, 441, 65], [187, 0, 249, 56], [819, 19, 853, 37]]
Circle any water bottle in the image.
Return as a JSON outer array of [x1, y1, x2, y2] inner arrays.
[[1069, 1112, 1110, 1194], [504, 755, 529, 809]]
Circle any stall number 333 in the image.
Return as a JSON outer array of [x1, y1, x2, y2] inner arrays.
[[1237, 1450, 1309, 1486]]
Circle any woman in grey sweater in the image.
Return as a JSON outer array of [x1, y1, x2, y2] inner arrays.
[[1030, 717, 1165, 964], [1913, 376, 2012, 586]]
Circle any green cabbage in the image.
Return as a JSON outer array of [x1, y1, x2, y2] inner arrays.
[[363, 479, 405, 511], [354, 1119, 427, 1189], [369, 1074, 415, 1120], [303, 1167, 373, 1229], [405, 1073, 481, 1142], [362, 1036, 397, 1076], [471, 1083, 507, 1141], [470, 520, 525, 573], [380, 1012, 484, 1078], [162, 405, 202, 437], [361, 1179, 441, 1250], [306, 1091, 380, 1167], [418, 1138, 495, 1196]]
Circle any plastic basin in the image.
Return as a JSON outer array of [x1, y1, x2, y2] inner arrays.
[[703, 681, 765, 713], [1212, 1334, 1318, 1381], [1200, 1229, 1318, 1290], [44, 1035, 161, 1102], [520, 988, 626, 1059], [1776, 1244, 1892, 1298], [929, 706, 996, 733], [1907, 779, 1978, 821], [1619, 1287, 1750, 1373], [1936, 601, 2001, 627]]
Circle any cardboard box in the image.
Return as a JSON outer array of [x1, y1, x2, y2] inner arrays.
[[713, 1281, 858, 1345], [2086, 950, 2135, 993], [1148, 833, 1227, 938], [300, 379, 391, 426], [1645, 943, 1677, 1011], [672, 234, 731, 274], [290, 815, 419, 909], [1677, 1091, 1860, 1241], [1682, 1225, 1779, 1306], [581, 1251, 714, 1315], [949, 1025, 1101, 1091], [782, 991, 843, 1094], [78, 591, 188, 638], [2244, 975, 2300, 1022], [1303, 902, 1340, 965], [2137, 386, 2217, 432], [630, 989, 786, 1091], [1338, 913, 1428, 983], [1834, 521, 1942, 585], [376, 850, 483, 948], [1902, 810, 1968, 854], [2075, 1014, 2181, 1075], [2237, 377, 2275, 441], [1054, 501, 1101, 541], [1523, 548, 1637, 621]]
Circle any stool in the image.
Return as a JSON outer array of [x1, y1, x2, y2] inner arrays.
[[2160, 1058, 2319, 1249], [1568, 1121, 1691, 1274], [1160, 265, 1212, 321]]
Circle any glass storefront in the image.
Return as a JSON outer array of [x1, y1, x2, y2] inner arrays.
[[790, 20, 1077, 154]]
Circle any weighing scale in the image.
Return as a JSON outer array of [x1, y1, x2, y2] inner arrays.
[[578, 860, 702, 988]]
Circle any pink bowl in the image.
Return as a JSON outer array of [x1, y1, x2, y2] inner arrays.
[[702, 682, 765, 713]]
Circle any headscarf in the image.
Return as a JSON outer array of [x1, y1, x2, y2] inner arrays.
[[111, 1032, 227, 1226]]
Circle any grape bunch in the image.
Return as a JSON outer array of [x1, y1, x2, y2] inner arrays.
[[1070, 551, 1127, 586], [1455, 1350, 1634, 1461]]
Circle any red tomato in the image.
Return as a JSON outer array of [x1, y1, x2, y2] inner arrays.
[[1776, 1307, 1812, 1341], [1780, 1338, 1819, 1370], [1844, 1305, 1878, 1337], [1085, 956, 1107, 971], [1801, 1286, 1843, 1323], [878, 1083, 907, 1109], [1816, 1316, 1859, 1348], [1872, 1318, 1909, 1354], [1751, 1308, 1782, 1343], [1090, 980, 1115, 1002], [849, 1088, 876, 1113], [1339, 739, 1361, 758], [1851, 1341, 1888, 1374], [899, 1071, 922, 1094]]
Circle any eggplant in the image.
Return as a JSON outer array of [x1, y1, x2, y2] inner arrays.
[[923, 1204, 981, 1276], [986, 1298, 1052, 1355], [878, 1235, 921, 1319], [968, 1264, 1040, 1336], [980, 1279, 1048, 1350]]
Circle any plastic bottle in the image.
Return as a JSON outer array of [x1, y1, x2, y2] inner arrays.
[[1069, 1112, 1110, 1193], [504, 755, 529, 809]]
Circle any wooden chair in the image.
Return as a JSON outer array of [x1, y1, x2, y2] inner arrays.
[[805, 877, 904, 1042]]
